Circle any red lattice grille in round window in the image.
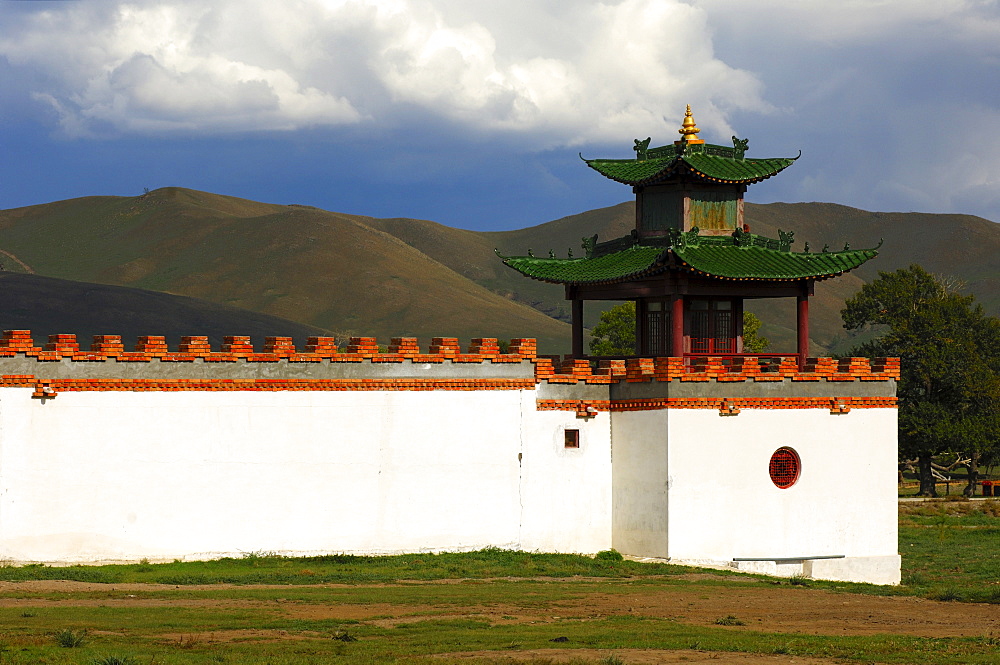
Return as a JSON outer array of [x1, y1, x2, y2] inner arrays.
[[769, 447, 800, 489]]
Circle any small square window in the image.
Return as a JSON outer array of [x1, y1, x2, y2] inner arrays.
[[564, 429, 580, 448]]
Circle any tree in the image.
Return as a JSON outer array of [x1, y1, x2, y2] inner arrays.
[[589, 301, 636, 356], [842, 265, 1000, 496], [588, 302, 770, 356], [743, 312, 770, 353]]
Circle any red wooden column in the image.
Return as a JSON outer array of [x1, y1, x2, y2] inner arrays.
[[796, 288, 810, 367], [572, 298, 584, 358], [671, 295, 685, 357]]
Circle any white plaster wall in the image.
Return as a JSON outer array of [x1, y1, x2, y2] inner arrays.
[[0, 384, 897, 578], [664, 408, 898, 565], [0, 387, 606, 562], [610, 410, 669, 558], [518, 403, 613, 554]]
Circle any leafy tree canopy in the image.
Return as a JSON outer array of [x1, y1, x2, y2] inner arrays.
[[842, 264, 1000, 495], [589, 301, 637, 356], [742, 312, 769, 354]]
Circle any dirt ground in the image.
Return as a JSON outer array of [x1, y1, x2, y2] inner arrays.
[[3, 577, 999, 664], [444, 649, 840, 664]]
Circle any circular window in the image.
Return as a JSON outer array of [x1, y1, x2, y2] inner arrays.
[[769, 447, 800, 489]]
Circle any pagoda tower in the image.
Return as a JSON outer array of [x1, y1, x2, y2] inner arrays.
[[500, 106, 879, 363]]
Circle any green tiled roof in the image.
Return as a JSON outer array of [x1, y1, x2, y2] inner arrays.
[[675, 239, 878, 280], [584, 141, 797, 186], [501, 246, 668, 285], [499, 232, 877, 285]]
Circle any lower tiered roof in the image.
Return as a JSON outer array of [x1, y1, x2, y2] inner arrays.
[[499, 228, 879, 285]]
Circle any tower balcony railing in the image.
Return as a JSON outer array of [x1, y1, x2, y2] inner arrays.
[[554, 352, 807, 372], [681, 352, 802, 373]]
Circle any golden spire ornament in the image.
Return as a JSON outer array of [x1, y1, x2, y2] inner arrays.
[[676, 104, 704, 144]]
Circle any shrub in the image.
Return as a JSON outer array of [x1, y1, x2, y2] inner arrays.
[[92, 657, 138, 665], [980, 499, 1000, 517], [933, 588, 963, 602], [788, 574, 810, 586], [55, 629, 86, 648]]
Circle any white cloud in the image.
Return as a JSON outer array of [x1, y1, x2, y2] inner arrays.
[[0, 0, 768, 143], [7, 0, 998, 222], [2, 1, 362, 135]]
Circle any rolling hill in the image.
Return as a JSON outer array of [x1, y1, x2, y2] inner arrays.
[[0, 188, 570, 352], [0, 272, 334, 349], [370, 201, 1000, 354], [1, 187, 998, 355]]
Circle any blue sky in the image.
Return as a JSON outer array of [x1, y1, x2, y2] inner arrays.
[[2, 0, 999, 231]]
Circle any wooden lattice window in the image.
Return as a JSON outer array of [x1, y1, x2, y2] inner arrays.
[[689, 299, 735, 354], [643, 300, 670, 356], [769, 447, 800, 489]]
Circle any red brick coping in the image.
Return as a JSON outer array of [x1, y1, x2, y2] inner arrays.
[[13, 377, 535, 398], [537, 396, 898, 416], [0, 332, 899, 401], [0, 331, 536, 363], [535, 355, 899, 384]]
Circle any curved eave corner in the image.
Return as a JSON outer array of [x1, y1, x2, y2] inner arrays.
[[499, 250, 669, 286], [582, 157, 675, 186]]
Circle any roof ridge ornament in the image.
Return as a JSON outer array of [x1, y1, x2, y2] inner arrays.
[[732, 136, 749, 160], [633, 137, 651, 161], [676, 105, 704, 145], [732, 228, 794, 252], [778, 230, 795, 250], [668, 227, 701, 249]]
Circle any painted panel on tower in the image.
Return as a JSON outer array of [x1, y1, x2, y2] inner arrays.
[[689, 190, 739, 231]]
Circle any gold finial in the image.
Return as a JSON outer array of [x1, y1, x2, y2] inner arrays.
[[676, 104, 704, 144]]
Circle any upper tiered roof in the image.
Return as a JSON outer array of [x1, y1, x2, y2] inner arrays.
[[586, 150, 797, 186], [584, 105, 798, 186]]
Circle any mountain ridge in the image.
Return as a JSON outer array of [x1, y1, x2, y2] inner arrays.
[[1, 187, 997, 355], [0, 271, 334, 349]]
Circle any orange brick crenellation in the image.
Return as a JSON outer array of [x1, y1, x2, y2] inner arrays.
[[0, 331, 537, 364], [536, 396, 897, 413], [532, 354, 898, 385], [0, 332, 898, 405]]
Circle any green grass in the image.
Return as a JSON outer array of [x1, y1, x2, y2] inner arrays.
[[0, 502, 997, 601], [0, 548, 687, 586], [0, 604, 998, 664], [0, 506, 997, 663], [897, 500, 1000, 603]]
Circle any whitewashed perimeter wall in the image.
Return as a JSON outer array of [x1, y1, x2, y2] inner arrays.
[[613, 407, 900, 585], [0, 388, 612, 563]]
